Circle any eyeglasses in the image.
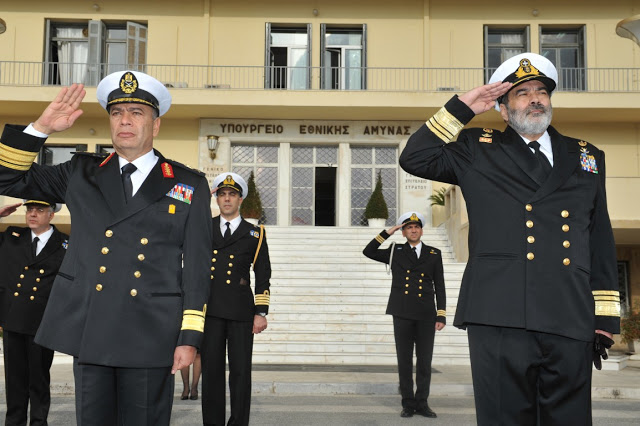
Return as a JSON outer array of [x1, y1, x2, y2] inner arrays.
[[25, 206, 50, 213]]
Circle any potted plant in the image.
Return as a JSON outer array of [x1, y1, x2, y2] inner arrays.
[[621, 309, 640, 356], [429, 187, 447, 207], [364, 171, 389, 228], [240, 171, 263, 225]]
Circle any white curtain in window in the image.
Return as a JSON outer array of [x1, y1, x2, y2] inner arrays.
[[56, 28, 88, 85], [289, 48, 308, 89]]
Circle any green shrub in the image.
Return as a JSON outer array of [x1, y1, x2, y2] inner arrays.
[[621, 310, 640, 344], [429, 187, 447, 207], [240, 171, 263, 220], [364, 172, 389, 220]]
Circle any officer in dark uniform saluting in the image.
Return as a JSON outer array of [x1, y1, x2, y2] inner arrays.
[[363, 211, 446, 419], [0, 71, 212, 425], [399, 53, 620, 425], [0, 200, 68, 426], [201, 172, 271, 426]]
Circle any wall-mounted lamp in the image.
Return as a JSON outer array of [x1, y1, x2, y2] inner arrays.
[[92, 4, 100, 11], [0, 19, 7, 35], [207, 135, 219, 159], [532, 9, 539, 17], [313, 9, 319, 16]]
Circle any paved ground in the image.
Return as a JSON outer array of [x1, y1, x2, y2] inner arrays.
[[0, 356, 639, 424], [1, 394, 639, 425]]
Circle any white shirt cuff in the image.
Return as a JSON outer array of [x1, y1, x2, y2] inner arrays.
[[24, 123, 49, 138]]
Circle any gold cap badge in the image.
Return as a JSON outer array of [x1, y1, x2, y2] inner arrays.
[[120, 72, 138, 94]]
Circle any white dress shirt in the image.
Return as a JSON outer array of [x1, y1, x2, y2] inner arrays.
[[409, 242, 422, 258], [117, 151, 159, 196], [220, 215, 242, 238], [32, 226, 54, 256], [520, 131, 554, 166]]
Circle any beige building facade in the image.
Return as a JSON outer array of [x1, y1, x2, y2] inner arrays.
[[1, 1, 639, 316]]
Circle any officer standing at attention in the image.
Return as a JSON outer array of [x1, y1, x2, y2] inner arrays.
[[0, 200, 68, 426], [363, 212, 446, 419], [399, 53, 620, 425], [0, 71, 212, 425], [201, 172, 271, 426]]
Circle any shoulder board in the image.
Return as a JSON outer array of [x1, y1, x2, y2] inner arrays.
[[165, 159, 206, 177], [73, 151, 110, 159]]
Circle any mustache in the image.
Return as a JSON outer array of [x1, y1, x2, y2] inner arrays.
[[525, 103, 548, 115]]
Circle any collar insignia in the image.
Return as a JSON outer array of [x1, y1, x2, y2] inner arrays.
[[12, 232, 20, 237], [162, 162, 174, 178]]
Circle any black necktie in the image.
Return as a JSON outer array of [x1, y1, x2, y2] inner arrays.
[[224, 222, 231, 240], [528, 141, 552, 175], [412, 246, 418, 260], [121, 163, 137, 203], [32, 236, 39, 258]]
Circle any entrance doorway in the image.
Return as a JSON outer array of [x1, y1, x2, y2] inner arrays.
[[314, 167, 336, 226]]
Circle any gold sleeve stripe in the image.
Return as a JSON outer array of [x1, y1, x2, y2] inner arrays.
[[426, 120, 452, 143], [375, 235, 385, 244], [594, 296, 620, 302], [426, 107, 464, 143], [181, 314, 205, 332], [594, 301, 620, 317], [255, 294, 270, 306], [0, 147, 38, 166], [0, 158, 32, 171], [183, 309, 205, 317], [593, 290, 620, 297], [0, 142, 39, 157], [436, 310, 446, 316]]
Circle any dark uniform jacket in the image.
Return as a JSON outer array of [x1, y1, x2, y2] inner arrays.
[[0, 226, 68, 335], [399, 96, 620, 342], [363, 231, 446, 322], [0, 125, 213, 368], [209, 216, 271, 321]]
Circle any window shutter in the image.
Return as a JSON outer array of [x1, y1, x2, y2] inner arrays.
[[87, 20, 106, 85], [126, 22, 148, 72]]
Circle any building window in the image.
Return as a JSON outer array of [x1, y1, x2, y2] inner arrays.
[[96, 145, 115, 155], [265, 24, 310, 89], [350, 146, 397, 226], [231, 145, 279, 225], [484, 26, 529, 82], [38, 145, 87, 166], [540, 26, 585, 91], [321, 25, 366, 90], [44, 20, 147, 86]]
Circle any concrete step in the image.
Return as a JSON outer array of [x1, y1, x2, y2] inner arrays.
[[248, 225, 467, 365]]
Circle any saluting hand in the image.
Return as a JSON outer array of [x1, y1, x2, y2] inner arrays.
[[386, 224, 403, 236], [458, 81, 512, 116], [0, 202, 22, 218], [33, 83, 86, 135]]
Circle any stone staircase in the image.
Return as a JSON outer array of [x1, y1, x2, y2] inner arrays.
[[252, 226, 470, 366]]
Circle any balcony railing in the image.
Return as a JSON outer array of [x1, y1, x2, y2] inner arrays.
[[1, 61, 640, 92]]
